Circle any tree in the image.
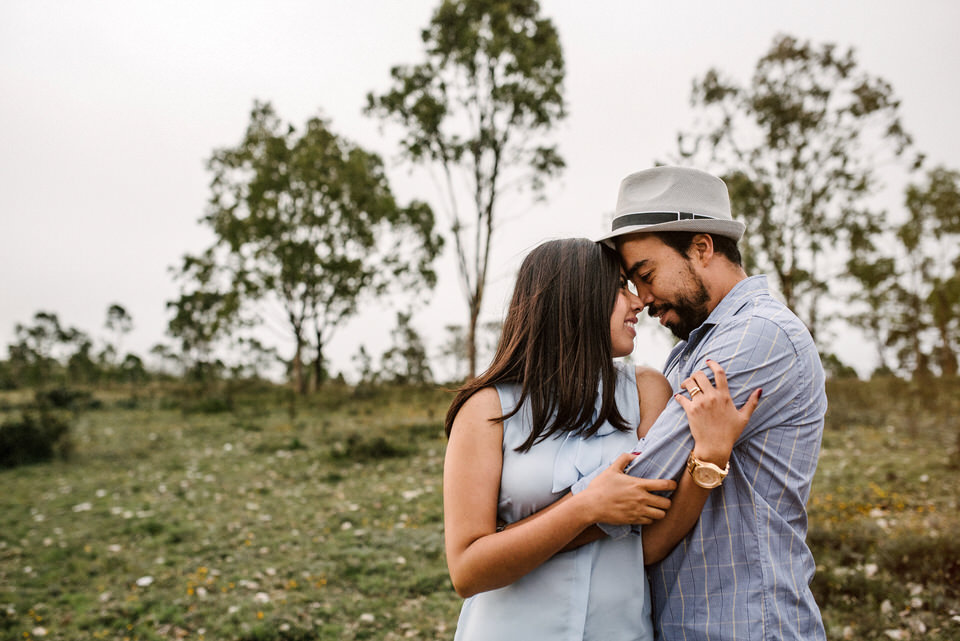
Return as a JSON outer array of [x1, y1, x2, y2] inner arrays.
[[678, 34, 918, 341], [850, 167, 960, 378], [380, 311, 433, 385], [174, 101, 442, 393], [103, 303, 133, 368], [367, 0, 565, 378], [167, 252, 243, 383], [7, 312, 70, 387]]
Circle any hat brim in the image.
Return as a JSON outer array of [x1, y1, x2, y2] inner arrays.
[[597, 218, 745, 248]]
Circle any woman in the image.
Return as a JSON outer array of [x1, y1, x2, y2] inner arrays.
[[442, 239, 759, 640]]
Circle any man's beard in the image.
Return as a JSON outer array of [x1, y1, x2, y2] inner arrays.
[[647, 274, 711, 341]]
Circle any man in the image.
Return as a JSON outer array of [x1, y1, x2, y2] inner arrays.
[[583, 166, 827, 640]]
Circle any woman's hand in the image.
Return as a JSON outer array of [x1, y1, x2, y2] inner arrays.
[[579, 452, 676, 525], [674, 359, 761, 465]]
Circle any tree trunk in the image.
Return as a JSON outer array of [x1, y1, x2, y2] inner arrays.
[[466, 302, 480, 381], [312, 329, 326, 391], [292, 341, 306, 395]]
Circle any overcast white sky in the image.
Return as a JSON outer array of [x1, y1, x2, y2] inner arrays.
[[2, 0, 959, 381]]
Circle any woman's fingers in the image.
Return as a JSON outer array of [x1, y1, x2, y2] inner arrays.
[[739, 388, 762, 419], [637, 478, 677, 494], [705, 359, 728, 393], [690, 369, 712, 395]]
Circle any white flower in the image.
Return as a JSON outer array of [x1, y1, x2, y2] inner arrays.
[[136, 576, 154, 587], [254, 592, 270, 604], [196, 586, 208, 599], [910, 597, 923, 609], [32, 627, 47, 637], [881, 600, 894, 615], [883, 630, 907, 640], [360, 613, 375, 623], [228, 605, 241, 614], [341, 521, 353, 531], [72, 502, 92, 512], [396, 556, 407, 565], [863, 563, 878, 578]]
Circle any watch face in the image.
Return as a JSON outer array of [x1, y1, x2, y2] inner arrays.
[[692, 467, 721, 487]]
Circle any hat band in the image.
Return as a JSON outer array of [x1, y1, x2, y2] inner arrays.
[[612, 211, 715, 230]]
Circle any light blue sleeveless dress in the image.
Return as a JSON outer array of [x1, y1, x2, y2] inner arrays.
[[453, 363, 652, 641]]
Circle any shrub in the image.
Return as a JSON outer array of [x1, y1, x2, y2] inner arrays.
[[329, 433, 412, 462], [35, 386, 101, 410], [0, 411, 72, 468]]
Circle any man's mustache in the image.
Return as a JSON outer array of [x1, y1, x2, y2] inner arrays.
[[647, 303, 671, 318]]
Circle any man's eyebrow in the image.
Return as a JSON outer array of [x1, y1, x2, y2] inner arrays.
[[624, 260, 648, 280]]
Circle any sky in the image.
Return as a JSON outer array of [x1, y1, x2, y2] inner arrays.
[[2, 0, 959, 381]]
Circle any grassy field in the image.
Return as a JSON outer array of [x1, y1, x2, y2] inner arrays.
[[1, 379, 958, 640]]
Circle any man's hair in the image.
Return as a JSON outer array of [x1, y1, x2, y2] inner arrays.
[[653, 231, 742, 266], [444, 238, 631, 451]]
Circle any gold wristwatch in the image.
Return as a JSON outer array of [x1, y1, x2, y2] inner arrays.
[[687, 452, 729, 489]]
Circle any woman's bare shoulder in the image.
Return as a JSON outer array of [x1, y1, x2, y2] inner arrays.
[[634, 365, 672, 411], [450, 386, 503, 433]]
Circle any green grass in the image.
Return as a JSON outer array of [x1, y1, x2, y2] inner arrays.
[[1, 379, 959, 640]]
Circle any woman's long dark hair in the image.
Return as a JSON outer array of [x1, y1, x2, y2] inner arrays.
[[444, 238, 631, 452]]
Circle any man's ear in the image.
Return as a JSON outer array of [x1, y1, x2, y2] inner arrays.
[[688, 234, 715, 265]]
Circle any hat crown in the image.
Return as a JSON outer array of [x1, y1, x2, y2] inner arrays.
[[596, 166, 745, 247], [616, 166, 731, 220]]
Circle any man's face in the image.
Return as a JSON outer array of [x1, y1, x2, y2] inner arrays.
[[618, 234, 711, 341]]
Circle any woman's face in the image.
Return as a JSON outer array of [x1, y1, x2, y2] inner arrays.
[[610, 272, 642, 358]]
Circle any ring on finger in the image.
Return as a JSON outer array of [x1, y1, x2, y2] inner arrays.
[[688, 386, 703, 398]]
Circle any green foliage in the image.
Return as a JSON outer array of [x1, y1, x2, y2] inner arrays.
[[0, 410, 71, 468], [329, 433, 414, 462], [679, 34, 917, 342], [35, 385, 100, 411], [847, 166, 960, 377], [171, 101, 443, 394], [367, 0, 565, 378]]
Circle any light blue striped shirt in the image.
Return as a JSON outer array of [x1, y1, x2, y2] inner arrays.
[[576, 275, 827, 640]]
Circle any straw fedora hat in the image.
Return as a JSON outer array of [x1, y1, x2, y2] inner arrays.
[[597, 166, 745, 247]]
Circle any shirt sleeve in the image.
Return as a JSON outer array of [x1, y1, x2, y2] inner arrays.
[[576, 314, 802, 539]]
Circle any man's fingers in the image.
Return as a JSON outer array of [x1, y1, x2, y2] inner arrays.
[[611, 451, 637, 472]]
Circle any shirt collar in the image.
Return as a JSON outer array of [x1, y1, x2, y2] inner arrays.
[[682, 274, 769, 347]]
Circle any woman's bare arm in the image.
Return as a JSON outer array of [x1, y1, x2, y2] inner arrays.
[[444, 387, 674, 597]]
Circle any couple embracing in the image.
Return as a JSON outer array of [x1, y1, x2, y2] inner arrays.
[[443, 166, 827, 641]]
